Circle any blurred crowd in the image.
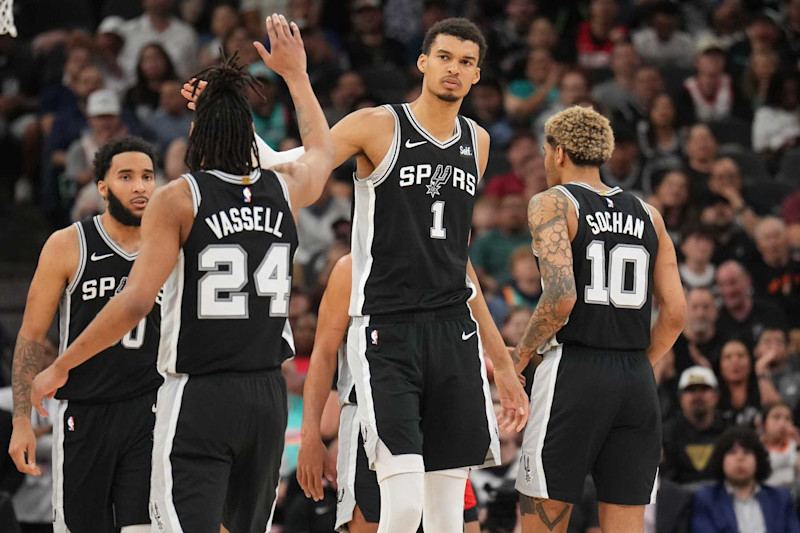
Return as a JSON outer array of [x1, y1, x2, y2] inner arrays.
[[1, 0, 800, 531]]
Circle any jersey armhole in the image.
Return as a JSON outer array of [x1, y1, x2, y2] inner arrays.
[[636, 197, 656, 226], [65, 222, 87, 295], [464, 118, 482, 180], [552, 185, 580, 217], [356, 104, 400, 187], [181, 173, 202, 215], [271, 169, 293, 213]]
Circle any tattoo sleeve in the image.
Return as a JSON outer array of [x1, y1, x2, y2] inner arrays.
[[516, 190, 576, 365], [12, 336, 47, 419], [519, 495, 572, 531]]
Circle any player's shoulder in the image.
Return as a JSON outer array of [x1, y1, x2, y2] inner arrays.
[[44, 223, 80, 256], [340, 105, 395, 128], [635, 197, 665, 232], [529, 187, 574, 217]]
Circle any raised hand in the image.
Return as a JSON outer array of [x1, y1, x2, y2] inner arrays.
[[252, 14, 307, 82]]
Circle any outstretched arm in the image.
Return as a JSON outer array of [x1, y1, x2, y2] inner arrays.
[[30, 181, 191, 415], [252, 15, 334, 212], [512, 189, 577, 372]]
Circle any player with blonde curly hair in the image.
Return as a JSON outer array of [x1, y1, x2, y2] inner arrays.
[[511, 106, 686, 532]]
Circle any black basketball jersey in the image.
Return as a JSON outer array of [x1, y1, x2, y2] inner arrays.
[[158, 169, 298, 375], [56, 216, 162, 403], [350, 103, 480, 316], [551, 183, 659, 351]]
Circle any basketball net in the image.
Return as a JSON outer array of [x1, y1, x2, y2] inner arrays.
[[0, 0, 17, 37]]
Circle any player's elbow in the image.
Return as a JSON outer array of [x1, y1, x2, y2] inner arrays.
[[126, 293, 155, 321], [555, 294, 577, 322]]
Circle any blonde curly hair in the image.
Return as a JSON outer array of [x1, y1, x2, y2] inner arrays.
[[544, 106, 615, 167]]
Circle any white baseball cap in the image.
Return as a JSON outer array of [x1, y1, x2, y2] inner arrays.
[[87, 89, 121, 117], [678, 366, 718, 392], [97, 16, 125, 36]]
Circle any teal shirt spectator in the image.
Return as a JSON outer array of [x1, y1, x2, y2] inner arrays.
[[470, 229, 532, 286], [508, 79, 560, 124], [252, 102, 288, 150]]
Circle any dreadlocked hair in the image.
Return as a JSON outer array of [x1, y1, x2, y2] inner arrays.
[[185, 50, 265, 175]]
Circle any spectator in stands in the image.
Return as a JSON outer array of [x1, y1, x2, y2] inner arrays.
[[706, 157, 761, 236], [487, 0, 538, 77], [728, 14, 790, 80], [533, 68, 590, 136], [125, 43, 178, 123], [343, 0, 404, 70], [755, 328, 800, 411], [739, 49, 780, 111], [247, 62, 291, 150], [37, 40, 93, 130], [519, 153, 547, 200], [484, 133, 537, 199], [67, 89, 130, 221], [717, 339, 762, 428], [646, 472, 693, 533], [783, 0, 800, 66], [662, 366, 727, 488], [648, 169, 697, 244], [94, 17, 128, 97], [471, 196, 498, 240], [118, 0, 199, 80], [323, 71, 366, 127], [761, 402, 800, 493], [716, 261, 789, 350], [679, 227, 716, 290], [632, 0, 695, 69], [695, 0, 747, 52], [470, 428, 521, 515], [700, 195, 756, 265], [684, 124, 718, 200], [499, 306, 532, 348], [637, 93, 684, 170], [612, 65, 663, 132], [591, 42, 640, 117], [677, 47, 752, 124], [752, 71, 800, 162], [525, 16, 571, 64], [750, 217, 800, 327], [199, 4, 240, 67], [470, 192, 530, 294], [143, 79, 192, 157], [672, 287, 725, 374], [488, 246, 541, 324], [467, 78, 513, 150], [575, 0, 627, 69], [222, 26, 261, 68], [504, 48, 561, 128], [601, 123, 645, 194], [692, 426, 800, 533]]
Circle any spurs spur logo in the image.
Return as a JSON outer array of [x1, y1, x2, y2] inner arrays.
[[425, 164, 453, 198], [522, 454, 532, 484]]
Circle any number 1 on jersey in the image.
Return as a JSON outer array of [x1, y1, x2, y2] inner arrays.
[[430, 201, 446, 239]]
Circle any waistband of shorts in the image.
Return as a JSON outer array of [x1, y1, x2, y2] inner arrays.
[[166, 366, 282, 380], [560, 343, 647, 357], [366, 303, 470, 324]]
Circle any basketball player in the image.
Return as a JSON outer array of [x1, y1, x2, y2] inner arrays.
[[183, 18, 529, 532], [31, 15, 335, 532], [298, 253, 483, 533], [511, 107, 687, 533], [9, 136, 160, 533]]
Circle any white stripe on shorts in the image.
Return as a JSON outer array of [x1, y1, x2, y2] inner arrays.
[[150, 374, 189, 533], [52, 400, 68, 533], [347, 317, 379, 468], [516, 344, 563, 499], [334, 404, 361, 532]]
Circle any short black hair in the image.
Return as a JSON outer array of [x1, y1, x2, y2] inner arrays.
[[422, 17, 487, 67], [650, 0, 679, 18], [93, 136, 157, 183], [707, 426, 771, 483]]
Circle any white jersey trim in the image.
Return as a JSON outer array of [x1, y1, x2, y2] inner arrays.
[[349, 180, 377, 316], [181, 174, 202, 215], [158, 250, 185, 375], [206, 168, 261, 185], [52, 400, 68, 533], [571, 182, 623, 196], [637, 197, 655, 226], [552, 185, 580, 217], [93, 216, 138, 261], [66, 222, 87, 295], [355, 104, 400, 187], [272, 170, 293, 213], [401, 103, 461, 149], [464, 117, 482, 178]]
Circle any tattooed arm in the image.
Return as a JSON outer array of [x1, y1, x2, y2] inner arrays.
[[512, 189, 577, 373], [9, 227, 76, 475], [253, 15, 335, 214]]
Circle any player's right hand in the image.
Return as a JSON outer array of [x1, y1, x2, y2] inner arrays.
[[8, 418, 41, 476], [253, 14, 307, 81], [297, 436, 335, 502], [181, 78, 207, 111]]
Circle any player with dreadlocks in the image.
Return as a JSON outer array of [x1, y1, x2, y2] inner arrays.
[[32, 14, 335, 532]]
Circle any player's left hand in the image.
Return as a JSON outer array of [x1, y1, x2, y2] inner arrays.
[[494, 365, 529, 433], [181, 78, 207, 111], [30, 363, 68, 418]]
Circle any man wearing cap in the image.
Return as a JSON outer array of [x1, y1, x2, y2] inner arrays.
[[247, 62, 291, 150], [66, 89, 130, 221], [662, 366, 727, 490]]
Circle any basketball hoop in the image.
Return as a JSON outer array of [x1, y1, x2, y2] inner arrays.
[[0, 0, 17, 37]]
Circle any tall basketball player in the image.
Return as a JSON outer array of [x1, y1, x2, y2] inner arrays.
[[9, 136, 160, 533], [31, 15, 334, 532], [512, 107, 687, 533], [182, 17, 529, 532]]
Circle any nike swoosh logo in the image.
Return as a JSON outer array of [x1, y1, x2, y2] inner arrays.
[[405, 139, 427, 148], [90, 252, 114, 261], [462, 331, 477, 341]]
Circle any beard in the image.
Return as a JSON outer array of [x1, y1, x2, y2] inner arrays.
[[435, 90, 461, 103], [107, 187, 143, 227]]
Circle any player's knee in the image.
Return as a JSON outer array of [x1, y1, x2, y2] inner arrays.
[[378, 472, 424, 533]]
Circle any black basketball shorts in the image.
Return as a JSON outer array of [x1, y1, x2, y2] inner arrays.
[[52, 389, 157, 533], [347, 304, 500, 473], [515, 344, 661, 505], [150, 370, 287, 533]]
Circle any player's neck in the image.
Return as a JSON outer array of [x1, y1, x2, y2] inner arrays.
[[559, 168, 609, 191], [409, 92, 462, 142], [100, 212, 140, 253]]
